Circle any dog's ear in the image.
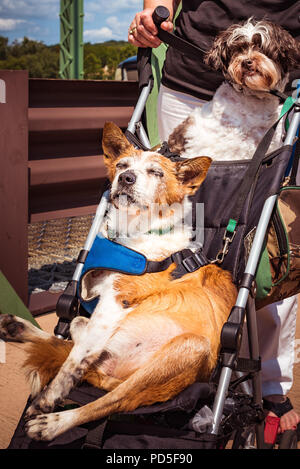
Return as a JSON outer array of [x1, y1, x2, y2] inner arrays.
[[102, 122, 134, 161], [267, 23, 300, 72], [204, 30, 231, 72], [176, 157, 212, 194]]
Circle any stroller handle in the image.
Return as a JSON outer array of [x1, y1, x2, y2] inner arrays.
[[152, 6, 170, 27], [152, 6, 208, 61]]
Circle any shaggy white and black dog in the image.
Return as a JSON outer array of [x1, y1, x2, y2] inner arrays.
[[168, 18, 300, 161]]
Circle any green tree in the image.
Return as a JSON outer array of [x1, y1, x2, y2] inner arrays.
[[10, 37, 45, 57], [84, 52, 103, 79], [0, 36, 137, 80], [0, 36, 8, 60]]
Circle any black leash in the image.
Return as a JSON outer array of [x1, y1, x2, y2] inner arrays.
[[269, 89, 289, 103], [270, 89, 300, 110], [153, 5, 210, 66]]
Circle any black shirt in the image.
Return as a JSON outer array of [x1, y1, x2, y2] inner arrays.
[[162, 0, 300, 100]]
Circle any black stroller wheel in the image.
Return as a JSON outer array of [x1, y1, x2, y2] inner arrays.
[[278, 430, 298, 449]]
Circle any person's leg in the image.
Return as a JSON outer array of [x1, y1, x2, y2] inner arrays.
[[257, 295, 299, 432], [258, 296, 297, 397], [157, 84, 205, 141]]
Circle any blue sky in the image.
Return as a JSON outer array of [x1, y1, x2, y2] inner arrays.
[[0, 0, 143, 44]]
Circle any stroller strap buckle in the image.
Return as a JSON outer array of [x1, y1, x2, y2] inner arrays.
[[182, 251, 207, 273], [171, 249, 209, 279]]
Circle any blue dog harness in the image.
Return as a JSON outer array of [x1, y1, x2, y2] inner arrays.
[[77, 234, 209, 314]]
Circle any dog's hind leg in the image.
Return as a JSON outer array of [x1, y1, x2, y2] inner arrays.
[[25, 333, 212, 441], [0, 314, 68, 398], [25, 336, 121, 398], [0, 314, 52, 343]]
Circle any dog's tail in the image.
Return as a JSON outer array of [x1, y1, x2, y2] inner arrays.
[[24, 337, 109, 397]]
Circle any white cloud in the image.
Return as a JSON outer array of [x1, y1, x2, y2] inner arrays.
[[104, 15, 131, 40], [84, 12, 95, 23], [0, 0, 142, 43], [106, 16, 121, 29], [0, 0, 58, 19], [84, 27, 113, 42], [0, 18, 26, 31], [86, 0, 142, 15]]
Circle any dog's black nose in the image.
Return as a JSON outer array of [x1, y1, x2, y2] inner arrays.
[[118, 170, 136, 186], [242, 59, 254, 69]]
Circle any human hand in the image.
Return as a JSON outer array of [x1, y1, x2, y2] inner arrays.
[[128, 8, 173, 48]]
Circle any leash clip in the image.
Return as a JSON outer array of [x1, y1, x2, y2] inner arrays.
[[213, 229, 236, 264]]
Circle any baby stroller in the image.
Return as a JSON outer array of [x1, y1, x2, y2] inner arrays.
[[9, 7, 300, 450]]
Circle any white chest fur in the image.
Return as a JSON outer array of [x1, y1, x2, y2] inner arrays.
[[181, 82, 283, 161]]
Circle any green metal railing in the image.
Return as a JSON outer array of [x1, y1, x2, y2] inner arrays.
[[59, 0, 84, 79]]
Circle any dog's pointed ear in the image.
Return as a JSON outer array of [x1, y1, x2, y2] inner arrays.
[[102, 122, 134, 161], [176, 157, 212, 194]]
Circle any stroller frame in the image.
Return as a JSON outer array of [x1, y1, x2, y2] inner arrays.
[[52, 9, 300, 449], [53, 81, 299, 449]]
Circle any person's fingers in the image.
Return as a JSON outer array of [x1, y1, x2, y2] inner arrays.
[[136, 23, 161, 47], [128, 9, 173, 48], [128, 27, 160, 48], [279, 410, 300, 433], [128, 33, 154, 48], [128, 13, 140, 35], [139, 8, 158, 35], [160, 20, 174, 33], [136, 9, 161, 47], [137, 18, 173, 47]]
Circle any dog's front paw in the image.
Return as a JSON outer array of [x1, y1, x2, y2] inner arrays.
[[25, 408, 76, 441], [0, 314, 26, 341], [25, 413, 62, 441], [25, 391, 61, 420], [25, 402, 47, 421]]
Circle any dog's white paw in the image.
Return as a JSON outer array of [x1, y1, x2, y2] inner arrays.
[[25, 413, 62, 441], [25, 410, 75, 441], [25, 386, 62, 420]]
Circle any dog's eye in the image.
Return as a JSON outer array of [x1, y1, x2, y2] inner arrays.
[[147, 168, 164, 178], [116, 162, 129, 170]]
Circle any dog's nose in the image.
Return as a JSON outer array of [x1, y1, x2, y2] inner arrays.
[[118, 170, 136, 186], [242, 59, 254, 69]]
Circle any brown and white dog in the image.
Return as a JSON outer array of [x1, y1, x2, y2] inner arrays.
[[168, 19, 300, 161], [0, 123, 237, 441]]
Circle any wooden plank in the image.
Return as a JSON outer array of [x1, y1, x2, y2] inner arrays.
[[29, 78, 139, 108], [28, 291, 61, 316], [28, 106, 134, 131], [29, 155, 106, 185], [0, 71, 28, 305]]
